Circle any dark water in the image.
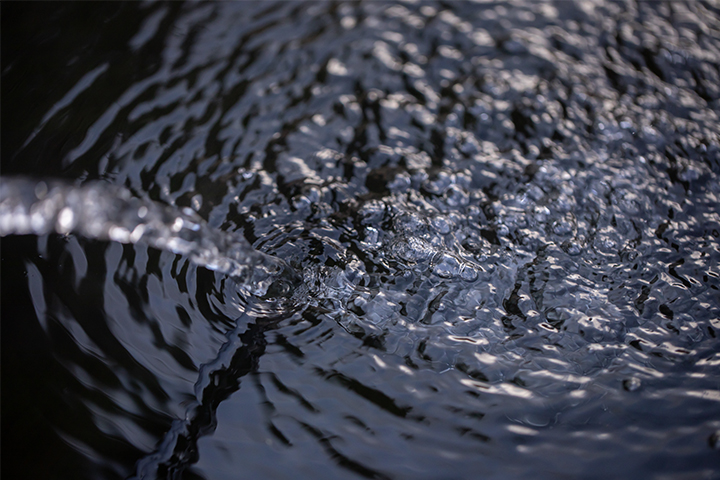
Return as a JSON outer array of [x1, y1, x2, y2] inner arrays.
[[2, 2, 720, 479]]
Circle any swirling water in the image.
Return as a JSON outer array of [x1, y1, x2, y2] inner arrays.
[[1, 2, 719, 479]]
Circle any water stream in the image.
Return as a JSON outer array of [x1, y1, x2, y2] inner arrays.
[[0, 177, 299, 299]]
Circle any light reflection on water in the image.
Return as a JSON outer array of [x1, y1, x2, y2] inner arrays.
[[2, 1, 720, 479]]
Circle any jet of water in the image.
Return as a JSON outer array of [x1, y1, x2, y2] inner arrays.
[[0, 176, 300, 299]]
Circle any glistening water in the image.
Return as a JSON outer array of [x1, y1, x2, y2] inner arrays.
[[2, 2, 719, 479]]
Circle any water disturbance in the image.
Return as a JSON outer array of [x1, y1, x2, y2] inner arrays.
[[1, 2, 719, 479]]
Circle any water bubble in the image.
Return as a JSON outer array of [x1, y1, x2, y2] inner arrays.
[[423, 171, 452, 195], [191, 194, 203, 211], [619, 248, 639, 262], [363, 226, 380, 248], [238, 169, 254, 180], [551, 215, 575, 236], [462, 237, 483, 254], [561, 240, 582, 256], [390, 236, 435, 263], [394, 213, 427, 234], [388, 173, 411, 192], [34, 181, 48, 199], [533, 205, 551, 222], [431, 216, 453, 235], [444, 184, 469, 207], [292, 195, 311, 210], [623, 377, 641, 392], [57, 207, 76, 234], [460, 263, 479, 281], [359, 199, 386, 223], [353, 296, 367, 308], [432, 253, 461, 279]]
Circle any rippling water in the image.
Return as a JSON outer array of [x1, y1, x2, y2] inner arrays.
[[2, 2, 720, 479]]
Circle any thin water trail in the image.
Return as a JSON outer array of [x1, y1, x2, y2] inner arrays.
[[0, 177, 300, 299]]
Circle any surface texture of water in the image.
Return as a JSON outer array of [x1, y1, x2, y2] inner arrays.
[[2, 2, 720, 479]]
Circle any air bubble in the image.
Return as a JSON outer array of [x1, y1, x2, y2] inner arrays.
[[34, 182, 48, 199], [623, 377, 641, 392], [432, 253, 461, 279], [394, 213, 426, 234], [388, 173, 411, 192], [391, 236, 435, 263], [191, 194, 203, 211], [292, 195, 311, 210], [431, 216, 453, 235], [363, 226, 380, 248], [445, 185, 469, 207], [552, 217, 574, 236], [423, 171, 452, 195], [57, 207, 76, 233], [358, 200, 386, 223], [460, 263, 479, 281], [562, 240, 582, 256]]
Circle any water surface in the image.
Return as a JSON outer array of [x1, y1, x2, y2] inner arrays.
[[2, 2, 720, 479]]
